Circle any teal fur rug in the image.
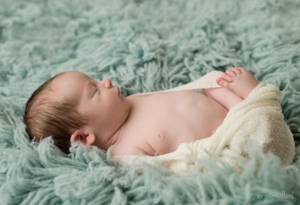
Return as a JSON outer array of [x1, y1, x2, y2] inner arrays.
[[1, 0, 300, 204]]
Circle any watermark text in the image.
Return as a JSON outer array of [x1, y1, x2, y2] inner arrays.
[[257, 191, 294, 200]]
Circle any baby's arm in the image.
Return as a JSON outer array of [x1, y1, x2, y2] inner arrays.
[[203, 87, 243, 110]]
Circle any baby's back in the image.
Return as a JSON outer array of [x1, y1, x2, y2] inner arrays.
[[112, 90, 228, 156]]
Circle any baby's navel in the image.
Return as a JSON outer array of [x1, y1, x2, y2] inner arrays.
[[158, 133, 163, 140]]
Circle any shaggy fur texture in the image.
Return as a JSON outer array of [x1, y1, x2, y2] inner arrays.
[[0, 0, 299, 204]]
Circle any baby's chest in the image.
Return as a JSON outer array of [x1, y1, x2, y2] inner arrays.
[[122, 91, 222, 155], [127, 108, 211, 155]]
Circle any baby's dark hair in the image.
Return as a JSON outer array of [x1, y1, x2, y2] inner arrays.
[[24, 72, 88, 154]]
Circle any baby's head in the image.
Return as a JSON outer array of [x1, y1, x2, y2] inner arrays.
[[24, 71, 131, 153]]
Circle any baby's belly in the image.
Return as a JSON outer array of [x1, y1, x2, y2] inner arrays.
[[144, 91, 228, 155]]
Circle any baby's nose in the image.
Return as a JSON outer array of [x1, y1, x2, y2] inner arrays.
[[103, 78, 112, 88]]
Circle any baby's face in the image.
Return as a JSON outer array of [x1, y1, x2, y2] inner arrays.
[[51, 71, 131, 149]]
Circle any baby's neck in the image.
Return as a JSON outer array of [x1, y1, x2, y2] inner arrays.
[[107, 95, 144, 147], [102, 96, 140, 150]]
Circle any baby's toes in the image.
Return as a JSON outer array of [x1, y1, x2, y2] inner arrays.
[[239, 67, 251, 74], [226, 69, 236, 77], [221, 73, 233, 82], [217, 77, 230, 88], [232, 68, 243, 74]]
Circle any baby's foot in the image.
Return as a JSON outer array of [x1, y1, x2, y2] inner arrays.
[[216, 68, 259, 99]]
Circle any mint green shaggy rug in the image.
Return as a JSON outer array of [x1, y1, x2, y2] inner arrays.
[[1, 0, 300, 204]]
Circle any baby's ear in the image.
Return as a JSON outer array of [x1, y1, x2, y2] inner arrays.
[[70, 130, 96, 146]]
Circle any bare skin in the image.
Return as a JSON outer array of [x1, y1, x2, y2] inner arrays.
[[216, 68, 259, 99], [55, 67, 259, 156], [111, 67, 259, 156]]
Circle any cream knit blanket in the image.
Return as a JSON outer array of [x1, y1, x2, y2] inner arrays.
[[114, 71, 295, 173]]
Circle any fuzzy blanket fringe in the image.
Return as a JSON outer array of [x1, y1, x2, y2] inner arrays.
[[0, 0, 300, 204]]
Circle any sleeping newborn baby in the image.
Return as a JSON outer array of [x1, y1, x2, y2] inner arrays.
[[24, 68, 259, 156]]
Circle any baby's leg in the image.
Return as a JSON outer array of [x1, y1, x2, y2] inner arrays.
[[204, 68, 259, 110], [216, 68, 259, 99], [204, 87, 243, 110]]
